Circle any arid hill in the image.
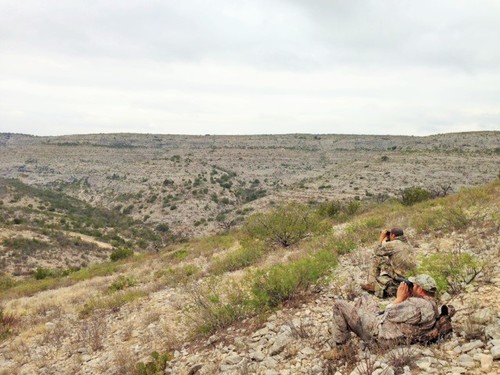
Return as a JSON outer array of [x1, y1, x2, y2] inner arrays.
[[1, 132, 498, 243]]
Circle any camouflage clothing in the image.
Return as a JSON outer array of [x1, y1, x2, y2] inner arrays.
[[368, 236, 415, 297], [331, 294, 439, 344]]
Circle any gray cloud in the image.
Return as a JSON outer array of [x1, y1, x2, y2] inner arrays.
[[0, 0, 499, 136]]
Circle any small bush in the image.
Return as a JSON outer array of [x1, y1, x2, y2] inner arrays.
[[400, 186, 432, 206], [411, 206, 471, 233], [80, 290, 147, 317], [70, 262, 120, 282], [186, 280, 251, 335], [250, 249, 337, 309], [77, 314, 107, 351], [244, 202, 327, 247], [209, 242, 265, 274], [383, 343, 419, 373], [158, 264, 200, 286], [415, 251, 483, 294], [109, 276, 136, 292], [133, 351, 171, 375], [330, 237, 357, 254], [33, 267, 57, 280], [317, 200, 343, 218], [0, 307, 19, 341], [0, 275, 17, 291], [345, 217, 384, 245], [110, 248, 134, 262], [317, 199, 360, 221], [155, 223, 169, 233]]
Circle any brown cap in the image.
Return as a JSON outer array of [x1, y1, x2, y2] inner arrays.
[[390, 228, 404, 237]]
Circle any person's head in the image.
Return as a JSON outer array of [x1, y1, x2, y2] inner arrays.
[[386, 227, 404, 241], [409, 274, 437, 297]]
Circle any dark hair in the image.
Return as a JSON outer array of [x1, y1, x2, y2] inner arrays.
[[390, 228, 404, 237]]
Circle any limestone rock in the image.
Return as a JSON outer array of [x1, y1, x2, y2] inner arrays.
[[478, 354, 493, 371], [460, 340, 484, 353], [491, 346, 500, 360], [458, 353, 476, 368], [485, 323, 500, 340], [471, 308, 496, 325], [269, 332, 292, 356]]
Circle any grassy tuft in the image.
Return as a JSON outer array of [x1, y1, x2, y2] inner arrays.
[[80, 289, 147, 317]]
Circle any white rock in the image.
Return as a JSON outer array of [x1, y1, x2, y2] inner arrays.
[[491, 345, 500, 360], [261, 357, 277, 369], [458, 353, 477, 368], [471, 308, 496, 325], [415, 359, 432, 370], [269, 333, 292, 356], [249, 351, 265, 362], [223, 353, 241, 365], [300, 347, 315, 356], [440, 292, 452, 302], [311, 364, 323, 374], [461, 340, 484, 353], [478, 354, 493, 371], [485, 323, 500, 339], [443, 340, 460, 351], [253, 327, 269, 337], [207, 335, 218, 344]]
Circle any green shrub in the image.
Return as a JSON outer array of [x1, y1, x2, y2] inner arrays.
[[133, 351, 171, 375], [209, 242, 265, 274], [2, 237, 49, 252], [234, 187, 267, 203], [411, 206, 470, 233], [345, 217, 384, 245], [109, 276, 136, 292], [344, 201, 361, 216], [33, 267, 56, 280], [155, 223, 169, 233], [0, 275, 17, 291], [188, 249, 337, 336], [317, 200, 343, 218], [186, 280, 251, 335], [415, 251, 483, 294], [400, 186, 432, 206], [244, 202, 327, 247], [330, 237, 357, 254], [80, 290, 146, 317], [250, 249, 337, 309], [110, 248, 134, 262], [158, 264, 200, 286], [317, 199, 360, 221], [70, 262, 120, 282]]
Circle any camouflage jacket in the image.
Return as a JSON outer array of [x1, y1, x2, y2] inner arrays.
[[377, 296, 439, 340], [374, 236, 415, 278]]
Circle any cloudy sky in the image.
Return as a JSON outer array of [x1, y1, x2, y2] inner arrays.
[[1, 0, 500, 136]]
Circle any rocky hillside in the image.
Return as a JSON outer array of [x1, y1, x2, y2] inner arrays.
[[1, 132, 498, 241], [0, 179, 498, 375], [0, 178, 161, 276]]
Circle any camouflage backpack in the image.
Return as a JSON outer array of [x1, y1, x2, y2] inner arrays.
[[414, 305, 455, 344]]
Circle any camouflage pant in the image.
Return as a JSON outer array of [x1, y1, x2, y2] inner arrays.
[[331, 295, 380, 344], [367, 257, 399, 298]]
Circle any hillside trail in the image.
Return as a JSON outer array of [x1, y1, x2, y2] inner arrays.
[[167, 225, 500, 375]]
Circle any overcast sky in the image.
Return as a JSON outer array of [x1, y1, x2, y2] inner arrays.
[[1, 0, 500, 136]]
